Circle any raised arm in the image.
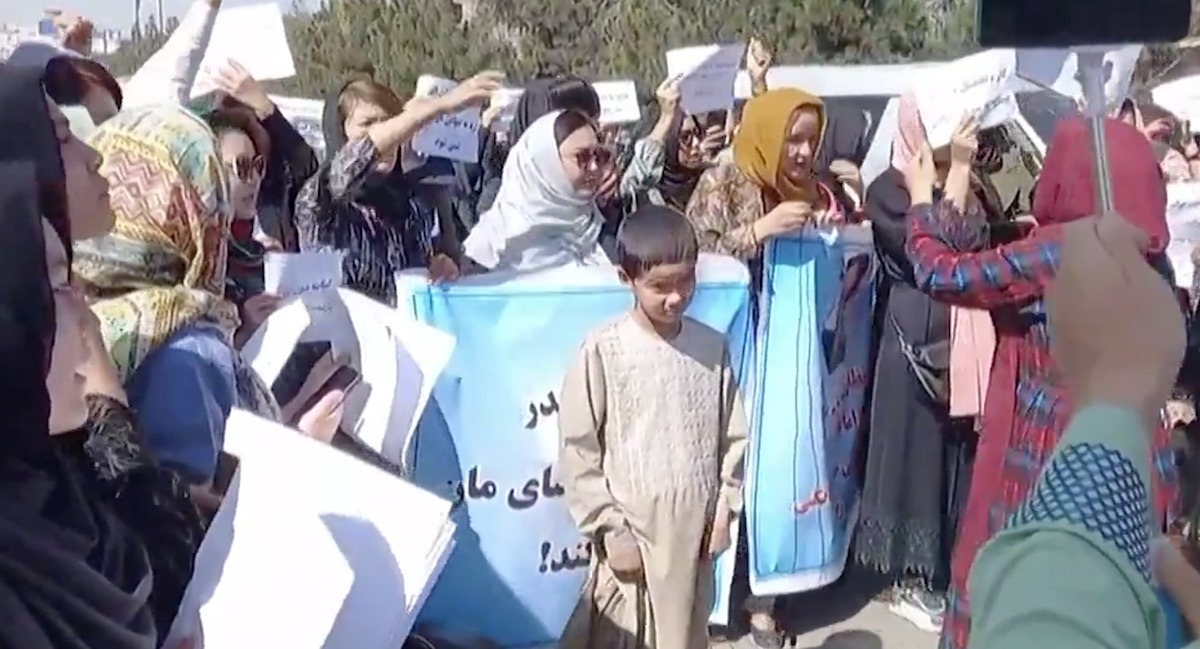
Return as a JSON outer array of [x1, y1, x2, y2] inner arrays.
[[122, 0, 219, 107], [907, 200, 1061, 309]]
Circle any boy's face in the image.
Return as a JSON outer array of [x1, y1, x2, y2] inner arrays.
[[622, 261, 697, 327]]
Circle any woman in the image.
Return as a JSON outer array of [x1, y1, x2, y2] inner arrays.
[[684, 87, 842, 648], [476, 75, 603, 214], [211, 60, 320, 253], [463, 110, 615, 273], [903, 116, 1180, 649], [815, 107, 870, 216], [685, 88, 843, 269], [0, 63, 195, 648], [0, 65, 113, 241], [619, 77, 716, 213], [856, 95, 978, 633], [73, 104, 279, 488], [296, 73, 498, 305], [206, 104, 282, 345]]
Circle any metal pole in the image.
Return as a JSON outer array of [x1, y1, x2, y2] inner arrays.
[[1074, 49, 1115, 213]]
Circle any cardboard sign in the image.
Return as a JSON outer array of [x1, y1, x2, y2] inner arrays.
[[592, 80, 641, 124], [665, 43, 744, 115], [412, 75, 482, 163], [913, 49, 1018, 149]]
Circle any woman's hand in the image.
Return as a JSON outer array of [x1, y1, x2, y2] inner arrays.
[[655, 76, 681, 115], [297, 390, 345, 444], [214, 60, 275, 119], [80, 308, 128, 405], [754, 201, 813, 240], [428, 253, 460, 284], [443, 71, 506, 112], [828, 159, 863, 199], [949, 114, 980, 169], [903, 142, 938, 204], [746, 37, 773, 85], [235, 293, 282, 348]]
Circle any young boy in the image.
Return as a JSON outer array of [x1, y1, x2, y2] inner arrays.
[[558, 205, 748, 649]]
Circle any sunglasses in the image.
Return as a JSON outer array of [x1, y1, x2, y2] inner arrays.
[[573, 147, 614, 173], [226, 155, 266, 181]]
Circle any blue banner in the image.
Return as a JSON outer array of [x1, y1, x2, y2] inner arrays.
[[404, 256, 753, 648], [747, 227, 875, 594]]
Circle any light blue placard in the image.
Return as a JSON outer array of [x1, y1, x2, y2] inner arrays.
[[403, 256, 753, 648], [748, 227, 875, 595]]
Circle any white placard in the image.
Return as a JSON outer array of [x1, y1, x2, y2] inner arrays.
[[912, 49, 1019, 149], [190, 3, 296, 99], [592, 80, 641, 125], [665, 43, 745, 115], [1154, 73, 1200, 127], [164, 409, 456, 649], [241, 298, 311, 386], [411, 75, 482, 163], [488, 87, 524, 132], [1168, 182, 1200, 291], [264, 251, 342, 298]]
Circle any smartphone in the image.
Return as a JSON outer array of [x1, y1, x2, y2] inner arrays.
[[292, 365, 361, 420]]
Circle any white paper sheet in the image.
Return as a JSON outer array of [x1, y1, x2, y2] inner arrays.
[[913, 49, 1019, 149], [165, 410, 455, 649], [592, 80, 641, 125], [189, 3, 296, 99], [389, 318, 456, 466], [411, 75, 483, 163], [1015, 45, 1142, 109], [665, 43, 745, 116]]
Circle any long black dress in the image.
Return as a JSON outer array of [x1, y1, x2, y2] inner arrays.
[[854, 168, 976, 588]]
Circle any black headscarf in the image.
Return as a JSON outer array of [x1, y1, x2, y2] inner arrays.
[[511, 75, 601, 144], [815, 108, 871, 173], [0, 63, 157, 649], [657, 113, 706, 211]]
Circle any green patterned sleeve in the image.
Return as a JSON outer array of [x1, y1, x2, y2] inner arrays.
[[618, 137, 667, 201], [967, 404, 1166, 649]]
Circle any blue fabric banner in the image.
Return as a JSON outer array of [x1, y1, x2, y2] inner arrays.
[[403, 256, 753, 648], [747, 227, 875, 594]]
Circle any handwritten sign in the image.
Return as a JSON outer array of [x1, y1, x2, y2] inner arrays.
[[592, 80, 641, 125], [165, 410, 456, 649], [412, 75, 482, 164], [404, 255, 751, 647], [1167, 182, 1200, 290], [912, 49, 1018, 149], [665, 43, 745, 116], [749, 226, 874, 594], [190, 3, 296, 99]]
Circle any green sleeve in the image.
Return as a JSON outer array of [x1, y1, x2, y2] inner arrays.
[[618, 138, 666, 200], [967, 404, 1165, 649]]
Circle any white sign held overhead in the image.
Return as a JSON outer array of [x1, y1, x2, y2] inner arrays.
[[913, 49, 1019, 149], [190, 3, 296, 99], [412, 75, 482, 163], [592, 80, 641, 124], [665, 43, 745, 115]]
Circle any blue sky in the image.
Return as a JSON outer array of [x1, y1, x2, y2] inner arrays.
[[1, 0, 316, 31]]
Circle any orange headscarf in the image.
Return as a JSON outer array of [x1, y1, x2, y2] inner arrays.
[[733, 88, 825, 202]]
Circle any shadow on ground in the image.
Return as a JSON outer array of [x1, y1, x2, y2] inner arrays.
[[780, 567, 891, 637], [800, 629, 883, 648]]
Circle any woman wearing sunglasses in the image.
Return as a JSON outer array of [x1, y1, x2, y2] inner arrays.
[[207, 105, 281, 348], [464, 109, 617, 274]]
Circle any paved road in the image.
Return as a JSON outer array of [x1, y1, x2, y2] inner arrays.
[[711, 570, 939, 649]]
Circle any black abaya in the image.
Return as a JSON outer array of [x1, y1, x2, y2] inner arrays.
[[854, 168, 977, 587]]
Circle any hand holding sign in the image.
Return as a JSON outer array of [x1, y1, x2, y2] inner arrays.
[[913, 50, 1017, 149], [746, 37, 773, 82], [903, 142, 938, 204], [656, 75, 682, 114], [443, 71, 506, 111], [949, 114, 980, 167]]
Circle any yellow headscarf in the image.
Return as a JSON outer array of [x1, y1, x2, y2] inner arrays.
[[732, 88, 826, 202]]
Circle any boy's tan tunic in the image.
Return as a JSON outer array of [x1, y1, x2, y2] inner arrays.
[[557, 314, 748, 649]]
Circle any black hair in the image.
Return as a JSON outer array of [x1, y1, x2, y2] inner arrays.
[[617, 205, 699, 279], [553, 109, 594, 147], [549, 76, 601, 120]]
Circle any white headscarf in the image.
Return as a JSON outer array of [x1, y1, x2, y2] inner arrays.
[[464, 110, 608, 273]]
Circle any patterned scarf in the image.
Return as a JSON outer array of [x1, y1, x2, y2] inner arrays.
[[73, 104, 279, 420]]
